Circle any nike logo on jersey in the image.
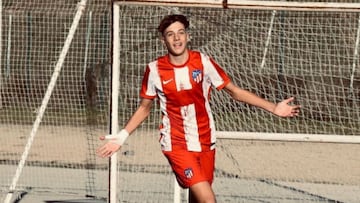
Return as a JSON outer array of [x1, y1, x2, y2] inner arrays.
[[163, 79, 173, 85]]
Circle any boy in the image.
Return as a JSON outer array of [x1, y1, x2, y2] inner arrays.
[[97, 14, 300, 203]]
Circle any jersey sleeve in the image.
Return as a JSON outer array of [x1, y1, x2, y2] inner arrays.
[[202, 54, 231, 90], [140, 65, 157, 99]]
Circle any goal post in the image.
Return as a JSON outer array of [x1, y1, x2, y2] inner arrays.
[[0, 0, 358, 202], [118, 0, 360, 11], [216, 132, 360, 143], [112, 0, 360, 202], [109, 2, 121, 203], [0, 0, 2, 109], [3, 0, 88, 202], [1, 0, 115, 201]]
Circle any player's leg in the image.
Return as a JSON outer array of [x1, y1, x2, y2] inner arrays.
[[188, 181, 216, 203], [187, 149, 216, 203], [163, 149, 216, 202]]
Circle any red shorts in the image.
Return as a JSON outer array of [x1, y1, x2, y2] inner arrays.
[[163, 149, 215, 188]]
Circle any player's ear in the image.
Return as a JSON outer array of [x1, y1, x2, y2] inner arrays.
[[159, 34, 165, 45]]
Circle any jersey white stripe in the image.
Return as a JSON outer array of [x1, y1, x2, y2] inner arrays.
[[160, 115, 172, 151], [201, 53, 217, 148], [201, 53, 225, 89], [174, 67, 192, 91], [147, 61, 173, 151], [181, 104, 201, 151], [146, 61, 160, 97]]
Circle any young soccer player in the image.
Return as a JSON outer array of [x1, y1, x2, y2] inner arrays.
[[97, 14, 300, 203]]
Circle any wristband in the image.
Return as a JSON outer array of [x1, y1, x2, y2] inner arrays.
[[104, 129, 129, 146]]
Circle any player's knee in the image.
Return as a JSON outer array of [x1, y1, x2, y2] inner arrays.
[[189, 182, 216, 203], [190, 195, 216, 203]]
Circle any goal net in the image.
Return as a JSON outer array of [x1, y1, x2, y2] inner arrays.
[[111, 0, 360, 202], [0, 0, 359, 203], [1, 0, 111, 202]]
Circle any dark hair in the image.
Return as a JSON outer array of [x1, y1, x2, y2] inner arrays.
[[158, 14, 190, 35]]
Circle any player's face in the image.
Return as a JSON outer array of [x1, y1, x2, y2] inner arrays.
[[162, 21, 189, 57]]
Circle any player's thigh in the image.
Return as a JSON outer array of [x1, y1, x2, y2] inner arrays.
[[199, 149, 216, 184], [163, 149, 215, 188], [189, 181, 216, 203]]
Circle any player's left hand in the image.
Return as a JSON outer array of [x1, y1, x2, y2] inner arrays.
[[273, 97, 301, 117]]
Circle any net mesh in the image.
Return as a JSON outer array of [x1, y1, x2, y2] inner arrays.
[[113, 3, 360, 202], [1, 0, 110, 201], [1, 0, 360, 202]]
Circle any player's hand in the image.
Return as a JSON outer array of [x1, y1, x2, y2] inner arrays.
[[96, 136, 121, 158], [96, 129, 129, 158], [273, 97, 301, 117]]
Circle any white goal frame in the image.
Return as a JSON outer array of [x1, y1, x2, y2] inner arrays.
[[111, 0, 360, 203], [0, 0, 2, 110], [3, 0, 87, 202], [117, 0, 360, 11]]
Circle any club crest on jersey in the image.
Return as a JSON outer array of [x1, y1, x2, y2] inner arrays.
[[192, 70, 202, 83], [184, 168, 193, 179]]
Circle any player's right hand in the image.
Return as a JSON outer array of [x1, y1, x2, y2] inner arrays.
[[96, 129, 129, 158], [96, 137, 121, 158]]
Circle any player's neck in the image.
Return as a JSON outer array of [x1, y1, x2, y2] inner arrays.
[[169, 50, 189, 66]]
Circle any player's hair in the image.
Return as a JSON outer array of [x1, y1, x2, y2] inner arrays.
[[158, 14, 190, 35]]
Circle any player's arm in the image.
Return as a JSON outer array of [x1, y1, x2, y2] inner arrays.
[[223, 81, 300, 117], [123, 97, 154, 134], [96, 98, 154, 157]]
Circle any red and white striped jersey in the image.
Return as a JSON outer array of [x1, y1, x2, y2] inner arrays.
[[140, 50, 230, 152]]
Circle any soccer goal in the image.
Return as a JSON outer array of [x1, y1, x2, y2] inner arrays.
[[1, 0, 111, 202], [111, 0, 360, 202], [1, 0, 359, 203]]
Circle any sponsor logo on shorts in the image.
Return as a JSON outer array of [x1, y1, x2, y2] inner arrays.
[[184, 168, 193, 179]]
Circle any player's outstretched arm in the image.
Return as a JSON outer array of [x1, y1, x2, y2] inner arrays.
[[96, 98, 154, 158], [223, 81, 300, 118], [272, 97, 300, 117]]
